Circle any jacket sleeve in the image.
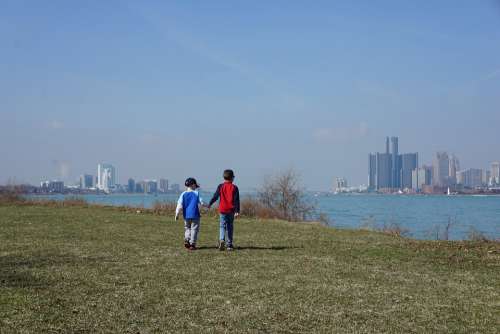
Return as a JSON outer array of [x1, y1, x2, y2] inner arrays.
[[175, 192, 184, 216], [209, 184, 221, 207], [233, 186, 240, 213]]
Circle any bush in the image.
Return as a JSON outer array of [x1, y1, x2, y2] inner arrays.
[[240, 197, 278, 219], [467, 227, 491, 242], [380, 222, 410, 237], [257, 169, 315, 222], [0, 188, 25, 204]]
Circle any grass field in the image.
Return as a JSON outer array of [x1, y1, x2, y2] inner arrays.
[[1, 203, 499, 333]]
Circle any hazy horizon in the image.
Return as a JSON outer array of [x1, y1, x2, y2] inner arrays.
[[2, 1, 500, 190]]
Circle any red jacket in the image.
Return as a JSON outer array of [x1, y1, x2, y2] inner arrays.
[[209, 181, 240, 214]]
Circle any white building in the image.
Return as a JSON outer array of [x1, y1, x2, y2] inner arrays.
[[457, 168, 483, 188], [448, 154, 460, 185], [433, 152, 449, 187], [97, 163, 116, 192], [491, 162, 500, 185]]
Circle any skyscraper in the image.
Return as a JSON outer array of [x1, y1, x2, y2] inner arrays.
[[368, 153, 377, 189], [448, 154, 460, 185], [368, 137, 416, 191], [433, 152, 450, 187], [491, 162, 500, 185], [79, 174, 93, 189], [376, 152, 392, 189], [159, 179, 169, 193], [128, 178, 135, 193], [145, 180, 158, 194], [482, 170, 491, 186], [412, 165, 432, 191], [97, 163, 116, 192], [391, 137, 399, 189], [456, 169, 483, 188], [400, 153, 418, 189]]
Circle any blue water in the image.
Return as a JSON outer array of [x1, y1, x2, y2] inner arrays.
[[29, 193, 499, 240]]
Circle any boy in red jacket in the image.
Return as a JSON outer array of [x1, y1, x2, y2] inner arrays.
[[208, 169, 240, 251]]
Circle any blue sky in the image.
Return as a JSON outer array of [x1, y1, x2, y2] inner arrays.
[[1, 1, 500, 190]]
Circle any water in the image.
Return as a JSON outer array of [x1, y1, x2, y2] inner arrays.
[[29, 193, 499, 240]]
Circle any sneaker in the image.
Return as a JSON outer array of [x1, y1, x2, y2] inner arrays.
[[218, 240, 225, 251], [184, 240, 190, 249], [189, 244, 196, 251]]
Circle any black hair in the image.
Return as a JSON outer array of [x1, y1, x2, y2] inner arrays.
[[223, 169, 235, 181], [184, 177, 198, 188]]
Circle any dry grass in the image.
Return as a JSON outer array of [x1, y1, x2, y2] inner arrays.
[[0, 203, 498, 333]]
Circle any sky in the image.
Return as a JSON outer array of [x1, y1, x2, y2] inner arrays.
[[1, 0, 500, 190]]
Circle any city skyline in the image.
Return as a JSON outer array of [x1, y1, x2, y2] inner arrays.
[[26, 146, 500, 194], [1, 1, 500, 190]]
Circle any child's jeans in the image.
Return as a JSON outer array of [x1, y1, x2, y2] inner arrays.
[[184, 219, 200, 245], [219, 213, 234, 246]]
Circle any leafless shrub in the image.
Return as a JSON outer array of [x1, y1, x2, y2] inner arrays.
[[426, 225, 441, 241], [467, 227, 491, 242], [61, 197, 88, 207], [442, 216, 457, 241], [360, 215, 409, 237], [380, 222, 410, 237], [317, 212, 333, 226], [240, 197, 279, 219], [0, 188, 25, 204], [257, 169, 315, 222], [360, 215, 377, 230], [152, 201, 177, 215]]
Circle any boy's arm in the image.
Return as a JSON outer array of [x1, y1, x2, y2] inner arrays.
[[234, 186, 240, 216], [208, 185, 221, 207], [198, 192, 207, 207], [175, 193, 184, 220]]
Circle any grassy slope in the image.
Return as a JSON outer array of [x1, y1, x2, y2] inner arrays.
[[0, 204, 498, 333]]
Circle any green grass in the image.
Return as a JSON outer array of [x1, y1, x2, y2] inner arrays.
[[1, 204, 499, 333]]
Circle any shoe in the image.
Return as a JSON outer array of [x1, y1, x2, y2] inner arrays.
[[218, 240, 225, 251], [184, 240, 190, 249], [189, 244, 196, 251]]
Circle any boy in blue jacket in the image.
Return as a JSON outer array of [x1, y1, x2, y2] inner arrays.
[[175, 177, 205, 250]]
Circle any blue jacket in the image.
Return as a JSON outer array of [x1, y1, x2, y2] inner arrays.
[[176, 189, 204, 220]]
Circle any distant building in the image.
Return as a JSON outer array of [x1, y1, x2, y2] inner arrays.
[[127, 178, 135, 193], [390, 137, 399, 189], [79, 174, 93, 189], [41, 180, 64, 193], [482, 170, 491, 186], [400, 153, 418, 189], [433, 152, 450, 187], [335, 177, 348, 192], [159, 179, 169, 193], [457, 168, 483, 188], [145, 180, 158, 194], [97, 163, 116, 192], [135, 181, 144, 193], [368, 137, 417, 191], [448, 154, 460, 185], [491, 162, 500, 185], [368, 154, 377, 189], [412, 166, 432, 191]]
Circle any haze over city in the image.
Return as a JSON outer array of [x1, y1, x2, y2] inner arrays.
[[2, 1, 500, 190]]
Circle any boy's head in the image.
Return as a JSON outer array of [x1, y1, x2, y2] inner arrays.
[[223, 169, 235, 181], [184, 177, 199, 189]]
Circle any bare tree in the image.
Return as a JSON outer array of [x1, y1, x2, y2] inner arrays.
[[258, 169, 315, 221]]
